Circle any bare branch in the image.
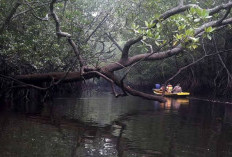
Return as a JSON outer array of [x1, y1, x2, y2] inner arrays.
[[0, 74, 49, 90], [12, 2, 50, 20], [165, 49, 232, 84], [85, 13, 109, 43], [212, 35, 232, 81], [24, 1, 49, 21], [62, 0, 68, 15], [105, 33, 123, 53], [85, 71, 121, 97]]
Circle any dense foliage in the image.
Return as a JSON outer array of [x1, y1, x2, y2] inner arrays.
[[1, 0, 232, 99]]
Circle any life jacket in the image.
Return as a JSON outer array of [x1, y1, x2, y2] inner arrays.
[[167, 85, 173, 92]]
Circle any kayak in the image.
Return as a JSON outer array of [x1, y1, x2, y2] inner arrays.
[[153, 89, 190, 97]]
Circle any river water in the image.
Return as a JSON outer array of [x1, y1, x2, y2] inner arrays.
[[1, 91, 232, 157]]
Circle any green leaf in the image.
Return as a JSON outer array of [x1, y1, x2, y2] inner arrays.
[[155, 40, 160, 46], [147, 30, 153, 38], [205, 26, 215, 33], [178, 25, 186, 30], [154, 14, 160, 19], [150, 22, 156, 28], [145, 21, 149, 27], [192, 44, 198, 49], [190, 7, 196, 14], [194, 18, 200, 22], [155, 33, 160, 39], [202, 9, 209, 18], [138, 29, 143, 34], [207, 34, 212, 40], [132, 23, 138, 29], [185, 28, 194, 36], [173, 40, 178, 46], [206, 16, 212, 19], [189, 37, 199, 42], [175, 34, 182, 40]]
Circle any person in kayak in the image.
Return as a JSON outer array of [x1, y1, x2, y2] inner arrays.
[[160, 84, 166, 92], [172, 83, 182, 93], [166, 83, 173, 93]]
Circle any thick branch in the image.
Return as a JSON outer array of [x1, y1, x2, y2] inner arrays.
[[157, 4, 197, 22], [15, 72, 97, 83], [102, 72, 166, 102], [124, 85, 165, 102], [50, 0, 70, 37], [216, 8, 231, 24], [208, 2, 232, 15], [196, 17, 232, 35], [50, 0, 85, 68], [106, 15, 232, 72], [121, 36, 143, 60], [104, 45, 183, 72]]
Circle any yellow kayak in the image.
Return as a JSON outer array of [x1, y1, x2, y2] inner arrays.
[[153, 89, 190, 97]]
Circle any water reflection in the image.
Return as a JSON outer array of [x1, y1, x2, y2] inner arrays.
[[1, 91, 232, 157], [156, 97, 190, 111]]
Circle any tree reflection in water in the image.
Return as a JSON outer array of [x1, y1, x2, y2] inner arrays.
[[1, 92, 232, 157]]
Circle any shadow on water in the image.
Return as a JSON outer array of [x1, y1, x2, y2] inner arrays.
[[1, 91, 232, 157]]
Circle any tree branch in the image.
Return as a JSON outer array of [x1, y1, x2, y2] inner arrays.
[[103, 72, 166, 102], [50, 0, 85, 68], [216, 8, 231, 24], [12, 2, 50, 20], [121, 1, 232, 61], [105, 32, 123, 53], [121, 36, 143, 60], [208, 2, 232, 15], [85, 13, 109, 43], [165, 49, 232, 84], [24, 1, 49, 21], [212, 35, 232, 81]]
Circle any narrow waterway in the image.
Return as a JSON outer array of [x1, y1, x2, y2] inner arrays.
[[0, 91, 232, 157]]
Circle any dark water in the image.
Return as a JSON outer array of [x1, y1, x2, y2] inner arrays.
[[1, 91, 232, 157]]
